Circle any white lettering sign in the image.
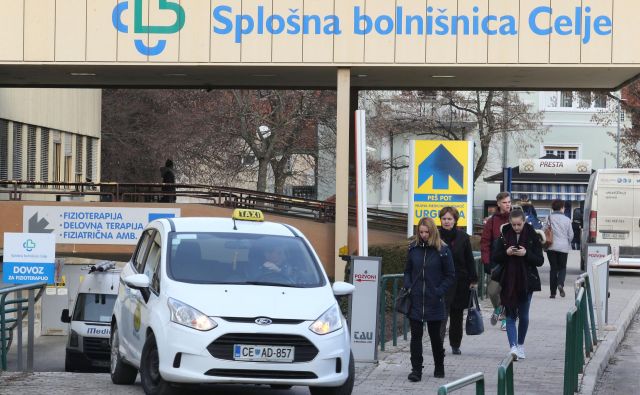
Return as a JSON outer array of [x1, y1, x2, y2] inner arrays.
[[23, 206, 180, 245], [519, 159, 592, 174], [349, 257, 381, 363]]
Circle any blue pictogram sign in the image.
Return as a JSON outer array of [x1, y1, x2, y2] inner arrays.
[[418, 144, 464, 190]]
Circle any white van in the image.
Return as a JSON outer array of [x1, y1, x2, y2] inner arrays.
[[60, 261, 120, 372], [581, 169, 640, 270]]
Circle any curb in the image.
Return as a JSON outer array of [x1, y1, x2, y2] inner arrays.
[[579, 289, 640, 394]]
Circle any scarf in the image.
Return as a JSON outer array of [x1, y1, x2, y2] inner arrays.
[[439, 227, 457, 247], [500, 225, 530, 311]]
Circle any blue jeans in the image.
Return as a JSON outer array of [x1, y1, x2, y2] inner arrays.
[[505, 292, 533, 347]]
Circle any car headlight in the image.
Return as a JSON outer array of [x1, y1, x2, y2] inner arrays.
[[167, 298, 217, 331], [309, 304, 343, 335]]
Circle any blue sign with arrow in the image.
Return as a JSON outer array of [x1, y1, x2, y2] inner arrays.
[[418, 144, 464, 190]]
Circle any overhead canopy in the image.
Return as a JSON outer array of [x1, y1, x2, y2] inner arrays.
[[0, 0, 639, 89]]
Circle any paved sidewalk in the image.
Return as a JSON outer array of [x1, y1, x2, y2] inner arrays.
[[352, 251, 640, 395], [2, 252, 639, 395]]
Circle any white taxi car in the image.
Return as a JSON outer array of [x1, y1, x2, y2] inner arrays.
[[110, 209, 355, 395]]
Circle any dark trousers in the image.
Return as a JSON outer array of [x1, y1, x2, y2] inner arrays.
[[439, 308, 464, 349], [547, 250, 568, 295], [410, 319, 443, 371]]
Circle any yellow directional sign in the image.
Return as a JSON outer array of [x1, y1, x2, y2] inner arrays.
[[409, 140, 474, 233]]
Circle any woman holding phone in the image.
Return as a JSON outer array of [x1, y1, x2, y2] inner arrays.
[[492, 209, 544, 361]]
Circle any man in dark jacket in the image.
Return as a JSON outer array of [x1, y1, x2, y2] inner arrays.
[[160, 159, 176, 203], [480, 191, 511, 330]]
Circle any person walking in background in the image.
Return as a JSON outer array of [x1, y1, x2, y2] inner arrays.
[[160, 159, 176, 203], [492, 209, 544, 361], [546, 199, 574, 298], [481, 191, 512, 331], [438, 207, 478, 356], [571, 208, 583, 250], [517, 194, 542, 230], [404, 217, 455, 381]]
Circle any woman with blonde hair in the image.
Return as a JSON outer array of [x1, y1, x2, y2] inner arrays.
[[404, 217, 455, 381]]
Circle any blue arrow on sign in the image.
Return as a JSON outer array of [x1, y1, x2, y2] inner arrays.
[[418, 144, 464, 190]]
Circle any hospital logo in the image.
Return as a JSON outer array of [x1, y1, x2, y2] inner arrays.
[[112, 0, 185, 56]]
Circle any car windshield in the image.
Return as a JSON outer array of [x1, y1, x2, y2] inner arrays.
[[167, 232, 326, 287], [72, 293, 117, 323]]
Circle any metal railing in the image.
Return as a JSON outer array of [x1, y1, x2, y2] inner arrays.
[[0, 180, 407, 232], [437, 372, 485, 395], [498, 354, 515, 395], [378, 274, 408, 351], [0, 282, 47, 371], [575, 273, 598, 356]]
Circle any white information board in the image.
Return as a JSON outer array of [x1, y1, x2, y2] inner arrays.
[[3, 233, 56, 284], [586, 244, 610, 330], [348, 256, 381, 363], [23, 206, 180, 245]]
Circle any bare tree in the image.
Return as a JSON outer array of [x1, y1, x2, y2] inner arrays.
[[365, 90, 548, 185]]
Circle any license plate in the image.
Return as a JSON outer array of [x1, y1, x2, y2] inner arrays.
[[602, 233, 627, 240], [233, 344, 295, 362]]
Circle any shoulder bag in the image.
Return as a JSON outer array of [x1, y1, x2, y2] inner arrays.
[[544, 216, 554, 250], [465, 288, 484, 335], [394, 251, 428, 316]]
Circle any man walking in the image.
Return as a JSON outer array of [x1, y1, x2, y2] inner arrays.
[[480, 192, 512, 330]]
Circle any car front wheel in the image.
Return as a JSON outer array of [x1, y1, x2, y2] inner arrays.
[[140, 333, 175, 395], [309, 351, 354, 395], [110, 323, 138, 385]]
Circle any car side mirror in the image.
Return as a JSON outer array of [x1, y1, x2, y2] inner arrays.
[[332, 281, 355, 296], [124, 274, 151, 303], [60, 309, 71, 323]]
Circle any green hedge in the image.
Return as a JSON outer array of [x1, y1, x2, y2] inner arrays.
[[369, 241, 411, 275]]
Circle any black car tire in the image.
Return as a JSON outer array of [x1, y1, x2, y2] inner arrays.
[[64, 351, 76, 372], [140, 333, 175, 395], [309, 351, 354, 395], [110, 323, 138, 385]]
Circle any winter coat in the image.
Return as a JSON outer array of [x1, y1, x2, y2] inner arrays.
[[439, 229, 479, 310], [546, 212, 574, 254], [403, 242, 456, 322], [160, 166, 176, 193], [492, 223, 545, 294], [480, 210, 510, 270]]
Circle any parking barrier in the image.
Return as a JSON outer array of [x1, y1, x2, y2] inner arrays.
[[379, 274, 408, 351], [437, 372, 485, 395], [497, 353, 515, 395]]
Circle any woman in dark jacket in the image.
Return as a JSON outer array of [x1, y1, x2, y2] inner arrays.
[[438, 207, 478, 355], [404, 217, 455, 381], [492, 209, 544, 361]]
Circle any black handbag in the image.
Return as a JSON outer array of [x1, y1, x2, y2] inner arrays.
[[395, 251, 428, 316], [465, 289, 484, 335], [394, 287, 412, 315]]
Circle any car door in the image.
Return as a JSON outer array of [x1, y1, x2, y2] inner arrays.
[[120, 229, 154, 359], [129, 231, 163, 361]]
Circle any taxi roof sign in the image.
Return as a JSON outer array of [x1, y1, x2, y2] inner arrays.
[[232, 209, 264, 222]]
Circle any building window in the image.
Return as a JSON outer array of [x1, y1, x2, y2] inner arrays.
[[561, 92, 573, 108], [41, 128, 49, 182], [594, 93, 607, 108], [53, 142, 62, 183], [27, 126, 36, 182], [13, 123, 22, 180], [579, 92, 591, 108], [86, 137, 94, 182], [542, 145, 580, 160], [0, 120, 8, 180], [75, 135, 83, 183]]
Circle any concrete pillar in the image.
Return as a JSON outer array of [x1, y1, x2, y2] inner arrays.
[[334, 68, 350, 281]]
